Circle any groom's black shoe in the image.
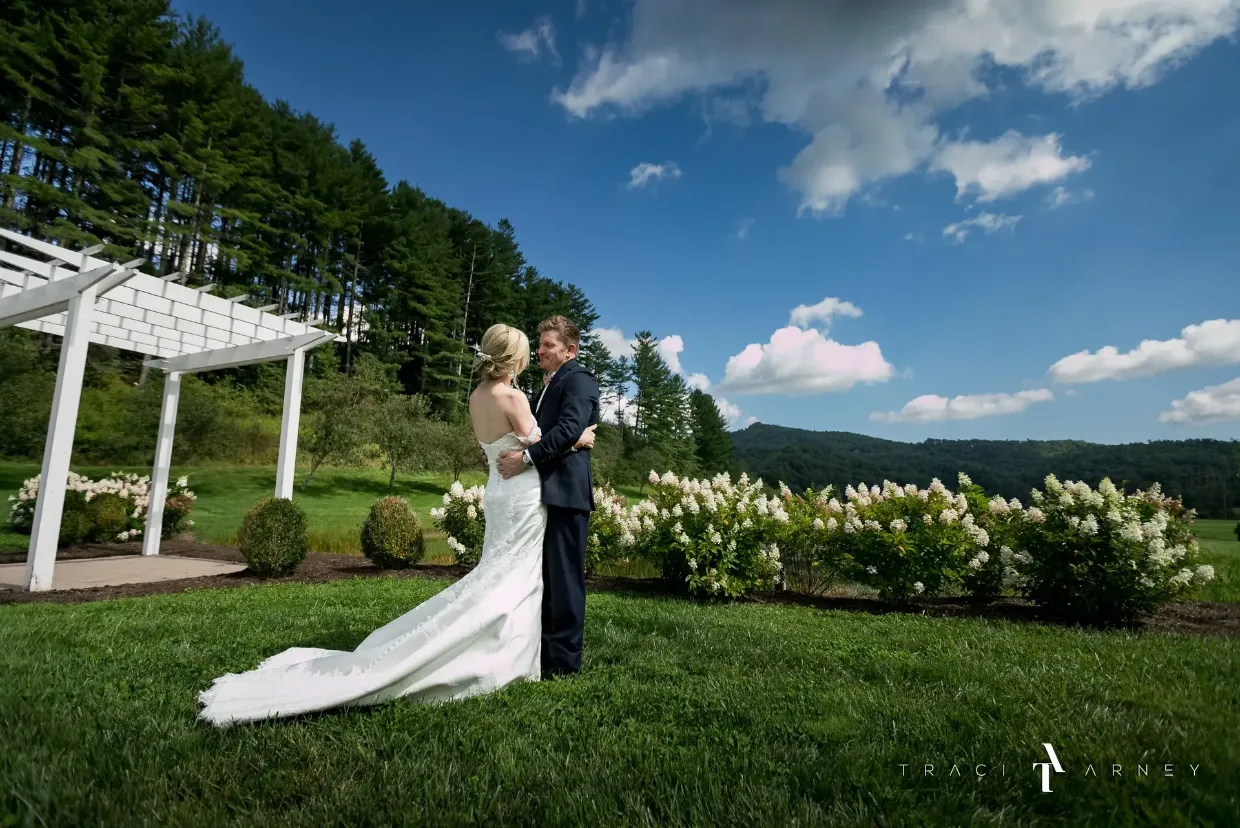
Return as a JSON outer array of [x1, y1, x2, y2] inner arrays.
[[540, 667, 578, 681]]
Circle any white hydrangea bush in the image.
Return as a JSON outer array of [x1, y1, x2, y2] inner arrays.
[[775, 484, 852, 595], [8, 471, 196, 542], [637, 470, 784, 598], [430, 481, 485, 567], [954, 473, 1028, 600], [1008, 475, 1214, 624], [811, 475, 990, 602], [585, 484, 640, 574]]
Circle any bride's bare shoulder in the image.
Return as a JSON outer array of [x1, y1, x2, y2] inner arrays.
[[505, 385, 532, 408]]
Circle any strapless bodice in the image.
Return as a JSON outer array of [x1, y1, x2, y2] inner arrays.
[[479, 427, 542, 482]]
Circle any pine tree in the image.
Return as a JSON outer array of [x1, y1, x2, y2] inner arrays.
[[689, 389, 733, 474], [630, 331, 696, 476]]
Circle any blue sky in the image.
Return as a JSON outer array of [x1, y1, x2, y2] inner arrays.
[[173, 0, 1240, 444]]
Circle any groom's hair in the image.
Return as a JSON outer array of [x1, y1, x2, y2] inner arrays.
[[538, 315, 580, 349]]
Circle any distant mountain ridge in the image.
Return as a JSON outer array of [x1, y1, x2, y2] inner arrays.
[[730, 423, 1239, 518]]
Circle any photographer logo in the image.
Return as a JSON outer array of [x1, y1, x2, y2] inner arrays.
[[1033, 743, 1065, 793]]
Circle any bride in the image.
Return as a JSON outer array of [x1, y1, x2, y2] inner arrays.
[[198, 324, 594, 726]]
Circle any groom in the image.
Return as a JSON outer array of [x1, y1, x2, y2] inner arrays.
[[497, 315, 599, 678]]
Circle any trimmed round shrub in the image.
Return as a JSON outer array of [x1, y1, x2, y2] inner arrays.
[[237, 497, 308, 578], [361, 496, 425, 569], [87, 493, 130, 542], [59, 493, 92, 545], [162, 494, 196, 539]]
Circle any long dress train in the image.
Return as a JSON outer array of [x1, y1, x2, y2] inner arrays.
[[197, 429, 546, 726]]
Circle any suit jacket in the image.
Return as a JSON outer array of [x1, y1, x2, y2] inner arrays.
[[527, 359, 599, 512]]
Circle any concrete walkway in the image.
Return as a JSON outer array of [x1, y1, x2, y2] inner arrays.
[[0, 555, 246, 591]]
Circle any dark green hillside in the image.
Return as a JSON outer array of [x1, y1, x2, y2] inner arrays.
[[732, 424, 1239, 518]]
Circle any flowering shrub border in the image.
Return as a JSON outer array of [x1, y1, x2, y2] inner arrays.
[[425, 468, 1214, 623], [8, 471, 197, 542]]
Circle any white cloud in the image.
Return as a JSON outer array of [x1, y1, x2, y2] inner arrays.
[[942, 211, 1021, 243], [788, 297, 863, 330], [1048, 319, 1240, 383], [600, 390, 638, 426], [735, 217, 755, 240], [550, 0, 1239, 212], [872, 388, 1054, 422], [1159, 378, 1240, 424], [711, 395, 760, 430], [498, 17, 557, 61], [932, 132, 1090, 202], [713, 396, 742, 427], [1047, 185, 1095, 209], [686, 372, 712, 391], [776, 89, 941, 215], [594, 326, 636, 360], [657, 333, 685, 373], [720, 325, 895, 397], [628, 161, 682, 189], [597, 327, 690, 375], [576, 0, 587, 19]]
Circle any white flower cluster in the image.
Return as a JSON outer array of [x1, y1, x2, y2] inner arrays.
[[430, 480, 486, 564], [8, 470, 195, 536], [1016, 474, 1214, 595], [642, 470, 787, 596]]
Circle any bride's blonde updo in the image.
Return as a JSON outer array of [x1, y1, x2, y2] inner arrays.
[[474, 324, 530, 381]]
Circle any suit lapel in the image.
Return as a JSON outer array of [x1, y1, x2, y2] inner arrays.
[[537, 360, 576, 415]]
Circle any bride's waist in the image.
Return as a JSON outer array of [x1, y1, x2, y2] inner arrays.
[[486, 468, 542, 493]]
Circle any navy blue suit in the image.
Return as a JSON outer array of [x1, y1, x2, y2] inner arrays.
[[527, 359, 599, 675]]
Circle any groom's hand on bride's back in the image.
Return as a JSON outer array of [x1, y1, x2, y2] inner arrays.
[[496, 450, 525, 479]]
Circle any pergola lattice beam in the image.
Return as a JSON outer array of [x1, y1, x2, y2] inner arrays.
[[143, 329, 337, 373], [3, 266, 227, 354], [0, 263, 128, 327], [0, 230, 342, 352]]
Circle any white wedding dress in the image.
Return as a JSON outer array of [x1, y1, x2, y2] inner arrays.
[[198, 428, 547, 727]]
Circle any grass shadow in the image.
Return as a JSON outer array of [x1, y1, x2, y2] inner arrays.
[[293, 475, 449, 500]]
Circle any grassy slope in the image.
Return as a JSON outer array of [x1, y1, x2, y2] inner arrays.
[[1, 577, 1237, 826]]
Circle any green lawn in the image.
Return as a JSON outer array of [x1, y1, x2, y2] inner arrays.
[[0, 460, 487, 560], [1, 577, 1235, 826], [1189, 520, 1240, 603]]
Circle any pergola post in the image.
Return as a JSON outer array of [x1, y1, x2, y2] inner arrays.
[[142, 371, 182, 556], [274, 348, 306, 499], [24, 287, 97, 591]]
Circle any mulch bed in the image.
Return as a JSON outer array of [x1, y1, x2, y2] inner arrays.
[[2, 540, 1237, 639]]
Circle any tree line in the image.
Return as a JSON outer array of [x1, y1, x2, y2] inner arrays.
[[733, 425, 1240, 519], [0, 0, 734, 485]]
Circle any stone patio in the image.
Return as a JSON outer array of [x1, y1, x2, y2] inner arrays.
[[0, 555, 247, 591]]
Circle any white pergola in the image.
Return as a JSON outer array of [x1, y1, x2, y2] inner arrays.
[[0, 230, 342, 592]]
